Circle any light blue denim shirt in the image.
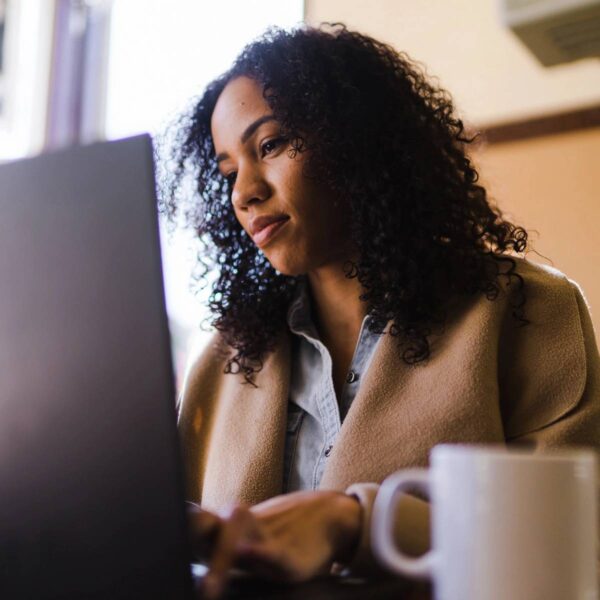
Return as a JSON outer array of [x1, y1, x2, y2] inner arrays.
[[282, 280, 382, 492]]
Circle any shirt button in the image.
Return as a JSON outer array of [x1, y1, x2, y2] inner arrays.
[[324, 444, 333, 457], [346, 370, 359, 384]]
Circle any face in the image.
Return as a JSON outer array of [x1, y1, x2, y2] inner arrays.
[[211, 76, 350, 276]]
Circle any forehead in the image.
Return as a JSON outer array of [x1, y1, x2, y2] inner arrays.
[[211, 76, 271, 149]]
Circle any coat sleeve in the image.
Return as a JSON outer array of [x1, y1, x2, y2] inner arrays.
[[338, 280, 600, 576]]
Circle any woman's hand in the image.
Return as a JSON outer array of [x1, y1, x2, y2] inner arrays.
[[188, 490, 362, 598]]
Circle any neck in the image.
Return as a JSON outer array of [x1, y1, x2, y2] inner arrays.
[[307, 261, 366, 348]]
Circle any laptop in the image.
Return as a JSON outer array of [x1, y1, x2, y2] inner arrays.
[[0, 136, 194, 599]]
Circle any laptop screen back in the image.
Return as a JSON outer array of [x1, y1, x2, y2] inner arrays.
[[0, 136, 192, 599]]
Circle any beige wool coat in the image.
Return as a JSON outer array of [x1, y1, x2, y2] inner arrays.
[[178, 259, 600, 571]]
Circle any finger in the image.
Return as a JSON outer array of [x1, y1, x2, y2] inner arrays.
[[204, 505, 255, 599], [187, 506, 223, 561], [188, 505, 222, 536], [235, 542, 291, 581], [236, 539, 329, 583]]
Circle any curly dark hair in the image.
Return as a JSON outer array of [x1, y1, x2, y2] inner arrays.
[[159, 23, 528, 383]]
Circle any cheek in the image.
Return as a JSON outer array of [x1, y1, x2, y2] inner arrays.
[[299, 188, 343, 239]]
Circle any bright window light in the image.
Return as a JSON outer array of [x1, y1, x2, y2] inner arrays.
[[106, 1, 304, 384]]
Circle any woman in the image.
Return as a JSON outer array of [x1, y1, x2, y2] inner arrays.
[[162, 24, 600, 598]]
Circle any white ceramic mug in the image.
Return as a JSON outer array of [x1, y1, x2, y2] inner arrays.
[[371, 444, 598, 600]]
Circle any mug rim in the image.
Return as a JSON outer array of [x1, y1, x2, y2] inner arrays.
[[431, 443, 597, 463]]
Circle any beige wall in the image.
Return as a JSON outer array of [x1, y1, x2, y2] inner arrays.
[[305, 0, 600, 126], [473, 128, 600, 345]]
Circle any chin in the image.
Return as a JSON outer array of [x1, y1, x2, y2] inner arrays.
[[270, 262, 307, 277], [264, 250, 308, 277]]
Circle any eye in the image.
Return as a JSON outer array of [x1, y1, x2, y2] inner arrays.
[[225, 172, 237, 186], [260, 137, 284, 158]]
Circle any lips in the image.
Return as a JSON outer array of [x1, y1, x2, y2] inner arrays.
[[249, 214, 290, 248]]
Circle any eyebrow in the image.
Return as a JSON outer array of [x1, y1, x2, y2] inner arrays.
[[215, 115, 276, 164]]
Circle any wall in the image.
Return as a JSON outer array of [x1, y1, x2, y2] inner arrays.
[[304, 0, 600, 126], [473, 128, 600, 346]]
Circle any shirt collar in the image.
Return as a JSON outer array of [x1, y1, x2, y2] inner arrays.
[[286, 277, 315, 336]]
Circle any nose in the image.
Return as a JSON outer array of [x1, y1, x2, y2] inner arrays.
[[231, 164, 270, 211]]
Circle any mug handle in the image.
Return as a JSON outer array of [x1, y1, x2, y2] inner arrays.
[[371, 468, 434, 580]]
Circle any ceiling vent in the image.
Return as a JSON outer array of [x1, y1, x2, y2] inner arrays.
[[501, 0, 600, 66]]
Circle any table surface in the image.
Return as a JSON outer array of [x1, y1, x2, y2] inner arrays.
[[193, 572, 432, 599]]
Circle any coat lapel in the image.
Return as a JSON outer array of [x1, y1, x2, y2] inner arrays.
[[320, 297, 506, 490], [200, 335, 291, 510]]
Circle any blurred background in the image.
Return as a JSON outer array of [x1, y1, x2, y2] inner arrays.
[[1, 0, 599, 387]]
